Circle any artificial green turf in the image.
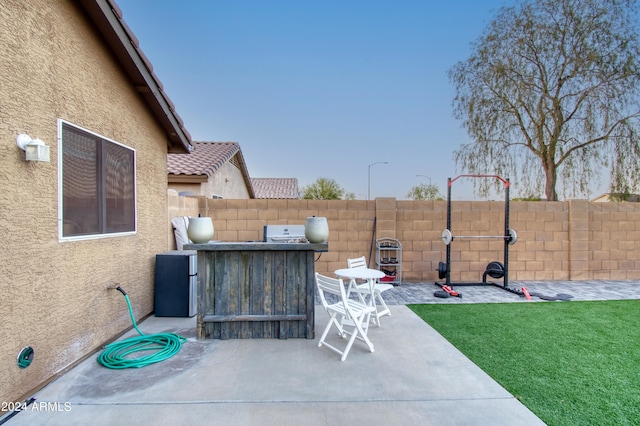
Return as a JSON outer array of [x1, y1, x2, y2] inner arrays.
[[408, 300, 640, 426]]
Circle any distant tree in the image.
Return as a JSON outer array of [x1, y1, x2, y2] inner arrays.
[[406, 183, 443, 200], [608, 192, 640, 202], [449, 0, 640, 201], [300, 177, 351, 200], [343, 192, 356, 200]]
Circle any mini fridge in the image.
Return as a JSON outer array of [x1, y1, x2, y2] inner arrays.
[[154, 250, 197, 317]]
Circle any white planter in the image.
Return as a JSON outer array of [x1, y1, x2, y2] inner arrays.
[[305, 216, 329, 243], [187, 217, 214, 244]]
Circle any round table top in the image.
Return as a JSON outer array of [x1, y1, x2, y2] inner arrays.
[[334, 268, 385, 280]]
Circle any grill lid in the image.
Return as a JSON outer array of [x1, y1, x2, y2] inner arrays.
[[263, 225, 306, 243]]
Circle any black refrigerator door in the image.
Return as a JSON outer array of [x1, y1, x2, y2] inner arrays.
[[154, 252, 196, 317]]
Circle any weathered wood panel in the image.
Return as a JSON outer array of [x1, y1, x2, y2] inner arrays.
[[185, 242, 327, 339]]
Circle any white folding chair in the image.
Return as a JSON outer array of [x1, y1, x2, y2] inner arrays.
[[171, 216, 191, 250], [347, 256, 393, 326], [315, 273, 375, 361]]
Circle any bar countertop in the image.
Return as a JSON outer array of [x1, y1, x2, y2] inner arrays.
[[184, 242, 328, 251]]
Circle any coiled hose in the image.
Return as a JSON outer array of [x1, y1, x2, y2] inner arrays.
[[97, 286, 186, 369]]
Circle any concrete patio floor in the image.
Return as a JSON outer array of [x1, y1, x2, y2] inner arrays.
[[4, 280, 639, 426]]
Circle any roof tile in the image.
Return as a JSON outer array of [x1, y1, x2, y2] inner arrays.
[[168, 141, 240, 177], [251, 178, 299, 199]]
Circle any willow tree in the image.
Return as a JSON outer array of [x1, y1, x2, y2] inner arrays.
[[449, 0, 640, 200]]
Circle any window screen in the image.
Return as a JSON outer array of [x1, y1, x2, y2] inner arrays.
[[61, 122, 135, 237]]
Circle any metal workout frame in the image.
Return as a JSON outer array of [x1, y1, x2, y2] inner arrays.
[[437, 174, 522, 296]]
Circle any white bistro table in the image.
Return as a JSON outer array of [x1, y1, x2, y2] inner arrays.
[[334, 268, 386, 325]]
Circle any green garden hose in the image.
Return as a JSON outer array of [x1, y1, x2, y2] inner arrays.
[[17, 347, 34, 369], [97, 286, 186, 369]]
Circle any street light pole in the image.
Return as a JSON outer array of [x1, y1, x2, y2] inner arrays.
[[416, 175, 431, 185], [368, 161, 389, 200]]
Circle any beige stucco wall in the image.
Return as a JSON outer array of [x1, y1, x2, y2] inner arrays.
[[185, 197, 640, 283], [168, 159, 251, 199], [1, 0, 172, 403], [200, 161, 251, 199]]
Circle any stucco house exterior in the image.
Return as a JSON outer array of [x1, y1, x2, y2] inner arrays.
[[167, 142, 300, 199], [168, 141, 255, 199], [1, 0, 193, 403]]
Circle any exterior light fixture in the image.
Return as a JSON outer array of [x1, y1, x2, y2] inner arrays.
[[16, 133, 50, 162]]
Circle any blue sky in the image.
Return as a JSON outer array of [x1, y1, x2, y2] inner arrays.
[[117, 0, 606, 200]]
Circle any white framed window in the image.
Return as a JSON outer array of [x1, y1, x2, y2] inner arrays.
[[58, 119, 136, 240]]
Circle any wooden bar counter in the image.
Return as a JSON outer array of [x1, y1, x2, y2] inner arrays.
[[183, 242, 328, 340]]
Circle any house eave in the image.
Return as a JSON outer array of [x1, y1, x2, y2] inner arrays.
[[168, 174, 208, 184], [78, 0, 192, 154], [232, 152, 256, 199]]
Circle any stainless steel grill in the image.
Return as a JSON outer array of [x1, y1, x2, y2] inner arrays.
[[263, 225, 306, 243]]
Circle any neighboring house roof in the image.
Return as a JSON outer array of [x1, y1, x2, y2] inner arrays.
[[251, 178, 299, 199], [79, 0, 191, 153], [168, 141, 255, 197]]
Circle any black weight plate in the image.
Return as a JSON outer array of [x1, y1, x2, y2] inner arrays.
[[434, 290, 450, 298], [485, 261, 505, 279], [437, 262, 447, 279]]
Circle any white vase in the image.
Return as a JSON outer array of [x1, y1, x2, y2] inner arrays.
[[305, 216, 329, 243], [187, 217, 214, 244]]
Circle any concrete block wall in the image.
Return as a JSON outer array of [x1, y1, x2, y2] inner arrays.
[[590, 201, 640, 280], [173, 195, 640, 283], [167, 190, 200, 249]]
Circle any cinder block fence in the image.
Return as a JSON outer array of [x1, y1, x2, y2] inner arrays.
[[169, 191, 640, 282]]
